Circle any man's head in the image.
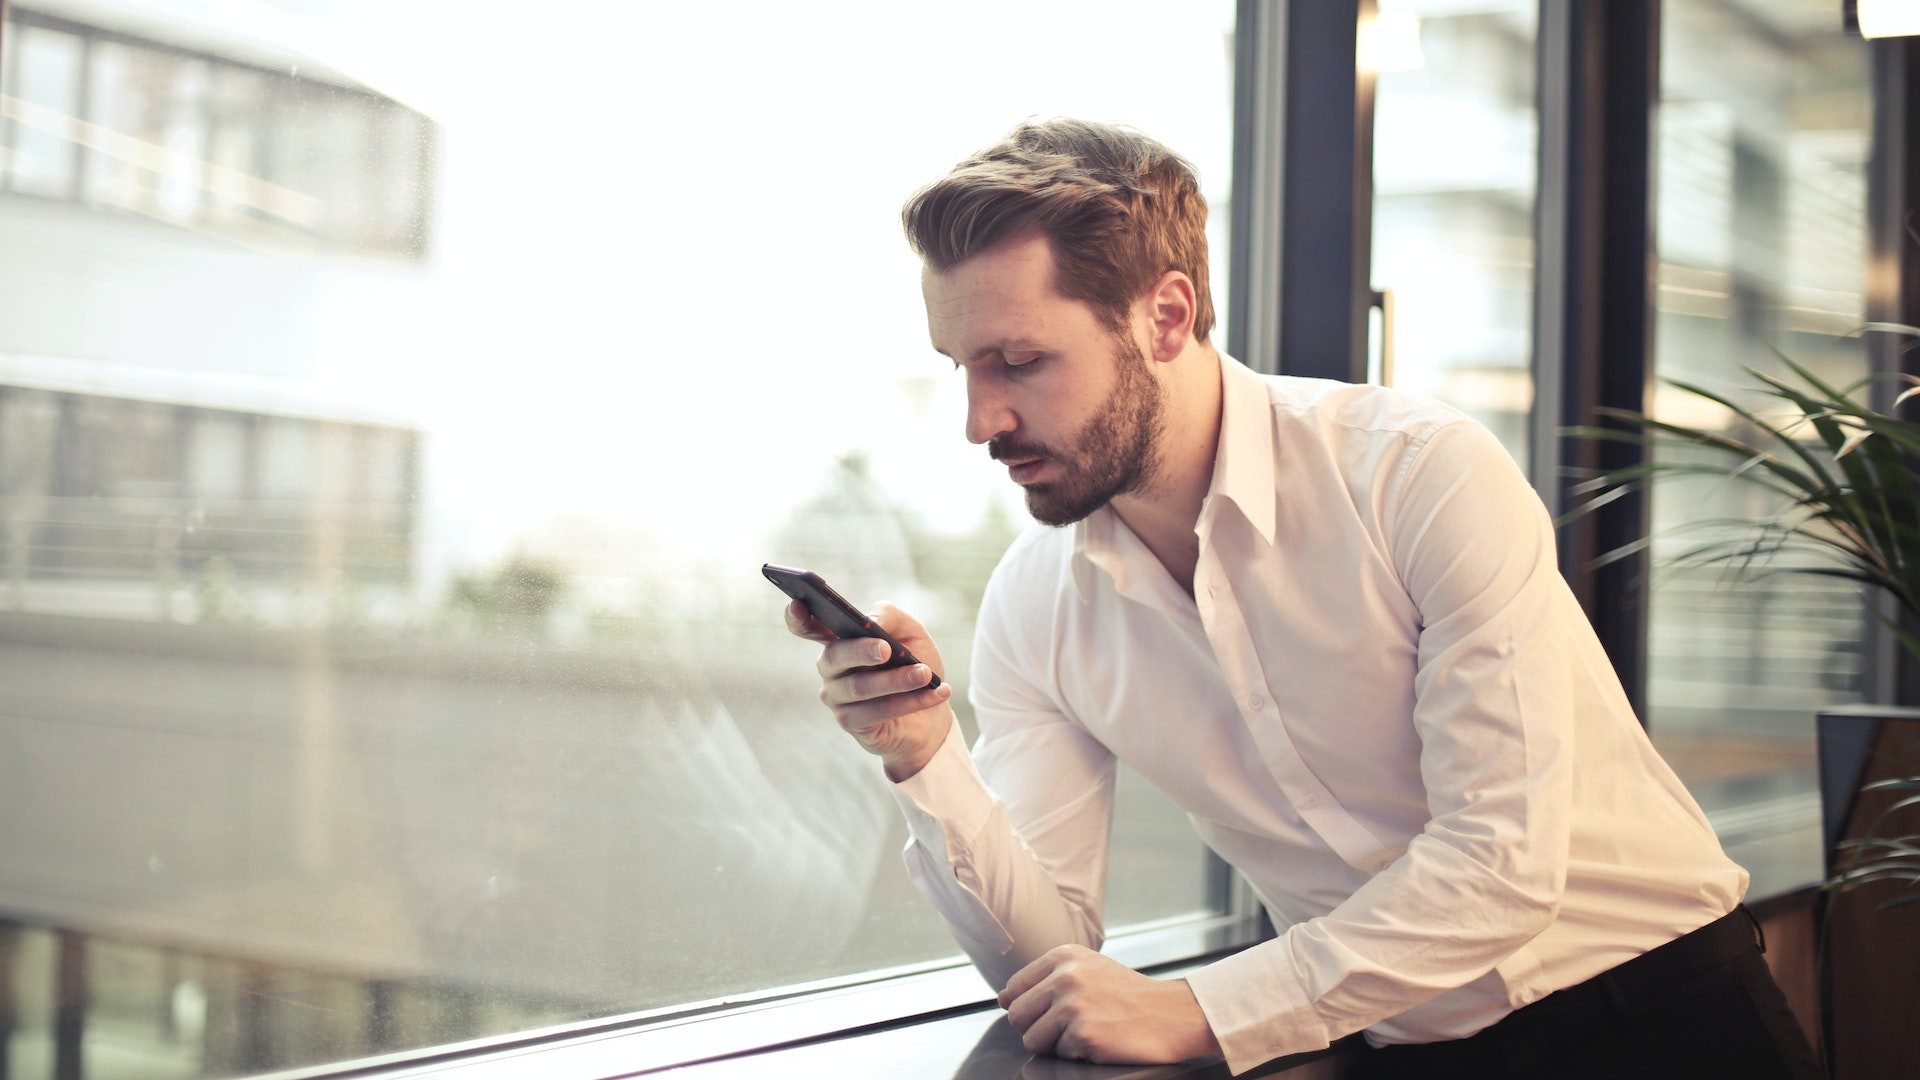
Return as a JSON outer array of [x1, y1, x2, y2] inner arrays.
[[901, 119, 1215, 527]]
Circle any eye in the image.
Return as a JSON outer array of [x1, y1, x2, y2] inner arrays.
[[1007, 354, 1045, 374]]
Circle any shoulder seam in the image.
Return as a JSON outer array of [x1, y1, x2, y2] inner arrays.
[[1388, 417, 1476, 503]]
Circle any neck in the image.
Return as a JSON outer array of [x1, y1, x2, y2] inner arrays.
[[1108, 343, 1224, 581]]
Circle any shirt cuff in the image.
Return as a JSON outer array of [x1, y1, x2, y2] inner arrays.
[[886, 715, 998, 863], [1183, 936, 1331, 1076]]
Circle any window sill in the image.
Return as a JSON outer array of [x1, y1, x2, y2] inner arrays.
[[643, 950, 1367, 1080], [266, 799, 1828, 1080], [263, 911, 1268, 1080]]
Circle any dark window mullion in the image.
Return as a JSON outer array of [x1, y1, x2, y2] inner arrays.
[[1214, 0, 1289, 932], [1271, 0, 1372, 384], [1531, 0, 1660, 725], [1865, 35, 1920, 709]]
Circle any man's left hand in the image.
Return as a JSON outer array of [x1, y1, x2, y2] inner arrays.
[[998, 944, 1223, 1064]]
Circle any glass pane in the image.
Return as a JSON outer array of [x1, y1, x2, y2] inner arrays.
[[206, 66, 266, 229], [8, 10, 432, 258], [1648, 0, 1873, 814], [0, 13, 13, 165], [0, 2, 1237, 1074], [6, 24, 84, 198], [0, 389, 60, 596], [1367, 0, 1539, 469]]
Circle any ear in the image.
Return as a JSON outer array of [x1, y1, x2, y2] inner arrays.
[[1139, 270, 1197, 362]]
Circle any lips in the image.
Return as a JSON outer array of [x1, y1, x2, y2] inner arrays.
[[1008, 458, 1047, 482]]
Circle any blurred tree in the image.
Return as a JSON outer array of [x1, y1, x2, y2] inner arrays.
[[446, 553, 568, 638]]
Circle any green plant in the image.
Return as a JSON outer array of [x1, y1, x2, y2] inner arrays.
[[1556, 331, 1920, 917]]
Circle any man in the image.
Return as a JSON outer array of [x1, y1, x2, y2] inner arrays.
[[783, 118, 1821, 1078]]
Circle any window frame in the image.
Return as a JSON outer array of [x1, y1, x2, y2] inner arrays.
[[7, 1, 1895, 1075]]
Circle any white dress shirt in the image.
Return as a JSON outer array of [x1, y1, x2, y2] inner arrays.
[[885, 349, 1749, 1076]]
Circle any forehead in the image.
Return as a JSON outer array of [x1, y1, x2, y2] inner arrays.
[[921, 232, 1088, 357]]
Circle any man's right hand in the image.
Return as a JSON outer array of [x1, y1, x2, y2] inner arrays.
[[784, 598, 954, 782]]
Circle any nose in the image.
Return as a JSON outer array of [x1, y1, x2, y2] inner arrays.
[[964, 371, 1017, 447]]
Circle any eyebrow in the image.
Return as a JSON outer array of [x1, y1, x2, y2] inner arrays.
[[933, 337, 1047, 365]]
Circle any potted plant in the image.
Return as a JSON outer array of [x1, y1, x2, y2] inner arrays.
[[1557, 330, 1920, 1077]]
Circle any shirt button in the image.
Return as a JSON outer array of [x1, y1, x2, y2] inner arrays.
[[1208, 584, 1220, 598], [1247, 696, 1264, 711], [1298, 793, 1319, 808]]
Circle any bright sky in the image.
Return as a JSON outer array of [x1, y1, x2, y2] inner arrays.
[[275, 1, 1236, 581], [49, 1, 1236, 585]]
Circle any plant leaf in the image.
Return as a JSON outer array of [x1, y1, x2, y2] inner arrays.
[[1835, 427, 1874, 460], [1857, 321, 1920, 338]]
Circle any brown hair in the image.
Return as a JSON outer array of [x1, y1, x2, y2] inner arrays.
[[900, 118, 1215, 344]]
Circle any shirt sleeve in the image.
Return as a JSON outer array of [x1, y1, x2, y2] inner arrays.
[[1184, 417, 1577, 1075], [885, 565, 1119, 992]]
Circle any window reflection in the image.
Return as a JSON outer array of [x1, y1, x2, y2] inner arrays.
[[0, 1, 1236, 1074], [1647, 0, 1873, 814], [3, 7, 433, 257], [8, 23, 84, 197], [1368, 0, 1538, 469]]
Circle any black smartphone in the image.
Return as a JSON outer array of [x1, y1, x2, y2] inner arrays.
[[762, 562, 942, 691]]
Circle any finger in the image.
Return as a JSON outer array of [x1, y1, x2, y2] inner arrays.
[[829, 679, 951, 730], [1004, 975, 1058, 1031], [785, 600, 834, 641], [817, 641, 898, 686], [1019, 997, 1074, 1057], [821, 636, 896, 678], [999, 954, 1055, 1010], [823, 661, 936, 707]]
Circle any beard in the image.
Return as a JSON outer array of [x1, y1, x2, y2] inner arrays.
[[995, 329, 1168, 528]]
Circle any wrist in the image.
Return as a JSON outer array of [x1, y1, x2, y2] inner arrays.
[[883, 753, 931, 783], [1174, 978, 1223, 1059], [883, 711, 952, 783]]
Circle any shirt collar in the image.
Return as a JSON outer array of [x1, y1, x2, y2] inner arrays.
[[1069, 349, 1277, 603]]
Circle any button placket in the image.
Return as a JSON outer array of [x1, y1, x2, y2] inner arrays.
[[1205, 586, 1385, 870], [1204, 590, 1310, 794]]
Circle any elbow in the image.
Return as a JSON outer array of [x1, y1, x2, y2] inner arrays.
[[1510, 869, 1564, 942], [1079, 915, 1105, 954], [1465, 837, 1564, 946], [1064, 892, 1104, 952], [1047, 872, 1105, 952], [1524, 890, 1561, 941]]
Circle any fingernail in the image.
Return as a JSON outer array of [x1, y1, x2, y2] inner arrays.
[[869, 642, 889, 660]]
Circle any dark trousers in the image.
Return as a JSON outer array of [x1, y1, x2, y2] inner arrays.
[[1346, 905, 1824, 1079]]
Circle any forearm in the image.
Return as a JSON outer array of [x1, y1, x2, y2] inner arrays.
[[888, 717, 1109, 989]]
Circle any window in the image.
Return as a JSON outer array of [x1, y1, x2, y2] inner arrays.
[[6, 21, 83, 198], [0, 2, 1238, 1075], [1645, 1, 1872, 834], [1368, 0, 1538, 469], [1, 7, 434, 258]]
